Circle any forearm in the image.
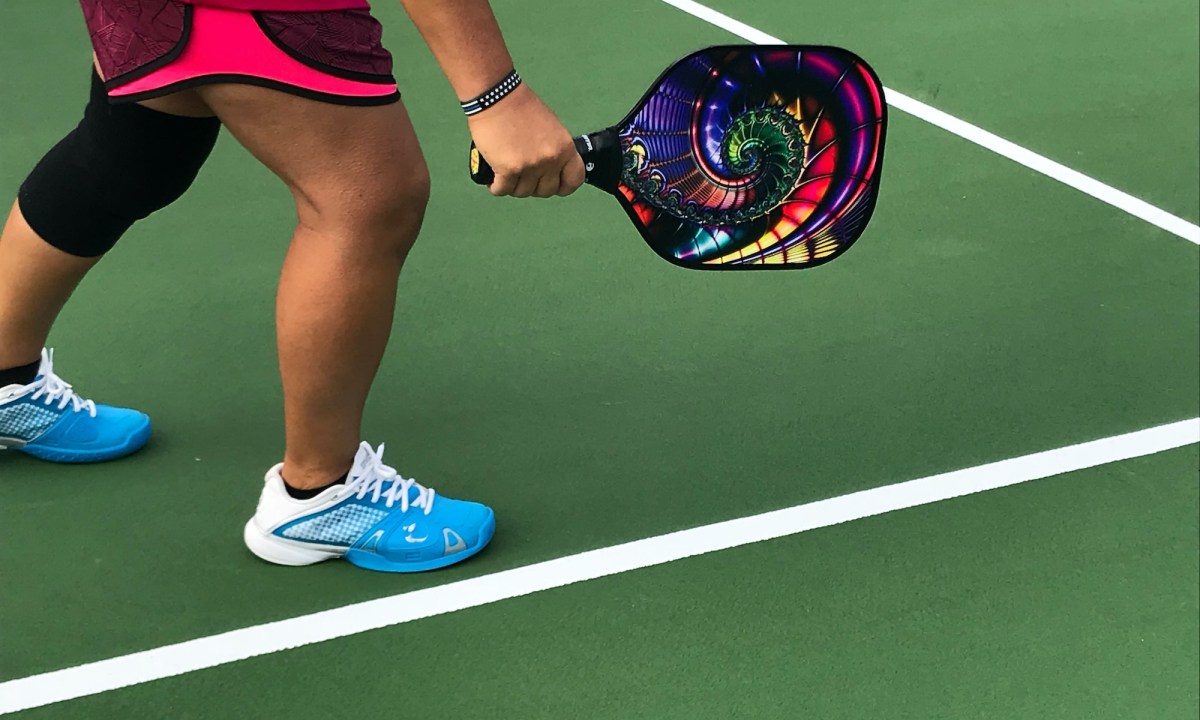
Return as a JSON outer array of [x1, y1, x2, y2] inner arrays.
[[399, 0, 517, 101]]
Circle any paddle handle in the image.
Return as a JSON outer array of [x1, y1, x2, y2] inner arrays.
[[469, 128, 623, 195]]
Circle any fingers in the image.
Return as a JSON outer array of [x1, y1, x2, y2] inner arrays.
[[491, 156, 571, 198], [558, 153, 586, 196], [490, 170, 519, 197], [533, 170, 562, 198], [485, 138, 582, 199], [510, 171, 542, 199]]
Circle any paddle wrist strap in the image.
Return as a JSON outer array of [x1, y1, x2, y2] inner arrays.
[[571, 128, 623, 194], [461, 70, 522, 116]]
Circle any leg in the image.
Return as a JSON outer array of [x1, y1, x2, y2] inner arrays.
[[0, 67, 218, 370], [194, 84, 431, 489], [215, 85, 495, 573], [0, 67, 218, 462], [0, 202, 98, 370]]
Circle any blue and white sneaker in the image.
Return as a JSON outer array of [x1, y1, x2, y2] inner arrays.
[[244, 441, 496, 572], [0, 348, 151, 463]]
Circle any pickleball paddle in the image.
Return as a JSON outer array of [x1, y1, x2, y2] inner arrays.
[[469, 45, 888, 270]]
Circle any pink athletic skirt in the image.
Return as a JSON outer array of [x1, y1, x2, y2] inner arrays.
[[80, 0, 400, 106]]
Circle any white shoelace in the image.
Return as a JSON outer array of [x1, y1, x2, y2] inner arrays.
[[344, 442, 436, 515], [27, 349, 97, 417]]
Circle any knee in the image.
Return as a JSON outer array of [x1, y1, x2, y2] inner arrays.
[[297, 158, 431, 262], [376, 160, 432, 243], [18, 69, 219, 258]]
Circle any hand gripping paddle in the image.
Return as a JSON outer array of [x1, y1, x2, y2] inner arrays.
[[470, 45, 888, 270]]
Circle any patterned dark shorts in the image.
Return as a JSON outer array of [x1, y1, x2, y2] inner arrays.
[[79, 0, 400, 105]]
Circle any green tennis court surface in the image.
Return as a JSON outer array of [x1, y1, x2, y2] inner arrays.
[[1, 0, 1197, 717]]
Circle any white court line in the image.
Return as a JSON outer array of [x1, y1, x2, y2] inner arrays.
[[1, 417, 1197, 715], [658, 0, 1200, 245], [1, 7, 1198, 712]]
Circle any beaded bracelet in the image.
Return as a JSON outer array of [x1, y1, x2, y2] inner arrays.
[[460, 69, 522, 116]]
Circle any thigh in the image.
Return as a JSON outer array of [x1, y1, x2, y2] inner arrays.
[[195, 83, 428, 225], [136, 88, 213, 118]]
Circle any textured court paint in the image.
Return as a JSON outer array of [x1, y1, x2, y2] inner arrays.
[[659, 0, 1200, 244], [6, 446, 1198, 719], [1, 0, 1198, 694], [1, 419, 1196, 714]]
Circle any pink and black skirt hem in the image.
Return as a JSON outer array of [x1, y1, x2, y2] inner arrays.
[[82, 1, 400, 107]]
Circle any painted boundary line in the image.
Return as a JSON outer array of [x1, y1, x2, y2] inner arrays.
[[2, 417, 1197, 715], [657, 0, 1200, 245]]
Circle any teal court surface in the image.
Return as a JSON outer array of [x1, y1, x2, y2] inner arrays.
[[1, 0, 1197, 717]]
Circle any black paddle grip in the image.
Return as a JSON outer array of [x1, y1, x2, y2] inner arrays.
[[469, 128, 622, 195]]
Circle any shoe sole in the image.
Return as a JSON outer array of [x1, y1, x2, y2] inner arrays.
[[243, 520, 347, 566], [243, 510, 497, 573], [14, 417, 152, 464]]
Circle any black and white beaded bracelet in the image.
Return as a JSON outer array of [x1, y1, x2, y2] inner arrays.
[[460, 70, 522, 116]]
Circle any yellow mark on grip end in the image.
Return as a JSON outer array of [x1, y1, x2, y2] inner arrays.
[[470, 147, 480, 176]]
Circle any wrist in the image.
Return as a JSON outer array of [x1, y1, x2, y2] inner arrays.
[[459, 69, 523, 116]]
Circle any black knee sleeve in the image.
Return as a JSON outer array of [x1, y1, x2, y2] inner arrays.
[[17, 69, 221, 257]]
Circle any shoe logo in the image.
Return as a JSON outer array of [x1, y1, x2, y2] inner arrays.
[[361, 530, 385, 554], [403, 523, 428, 544], [443, 528, 467, 556]]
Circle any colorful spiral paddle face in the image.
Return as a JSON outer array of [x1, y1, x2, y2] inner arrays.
[[614, 46, 887, 269]]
